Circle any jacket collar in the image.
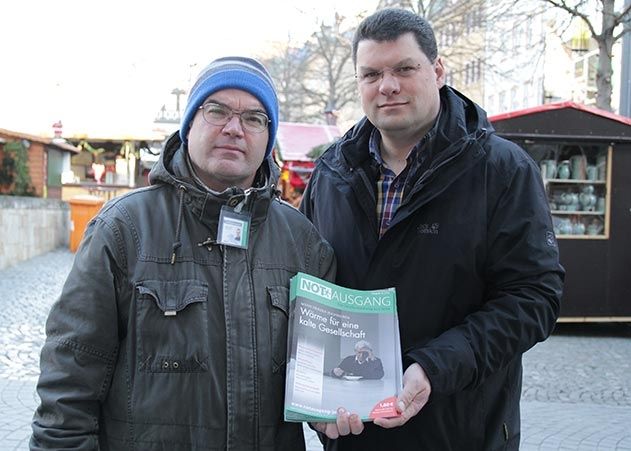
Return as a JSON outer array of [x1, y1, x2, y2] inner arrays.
[[149, 131, 278, 232], [328, 86, 493, 172], [316, 87, 492, 230]]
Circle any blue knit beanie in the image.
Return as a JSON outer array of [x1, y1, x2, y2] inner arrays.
[[179, 56, 279, 159]]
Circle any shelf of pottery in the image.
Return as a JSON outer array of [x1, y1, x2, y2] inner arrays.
[[540, 152, 609, 239]]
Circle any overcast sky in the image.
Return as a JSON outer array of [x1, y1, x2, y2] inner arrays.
[[0, 0, 377, 138]]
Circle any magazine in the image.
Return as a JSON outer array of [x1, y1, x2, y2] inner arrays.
[[284, 272, 403, 423]]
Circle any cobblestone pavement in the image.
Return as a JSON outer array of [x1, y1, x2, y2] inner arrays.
[[1, 249, 630, 450], [0, 249, 73, 450]]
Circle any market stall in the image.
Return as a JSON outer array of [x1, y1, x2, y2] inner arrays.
[[490, 102, 631, 321], [274, 121, 340, 206]]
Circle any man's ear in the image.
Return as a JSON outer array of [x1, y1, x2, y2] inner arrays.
[[185, 122, 192, 142], [435, 57, 446, 89]]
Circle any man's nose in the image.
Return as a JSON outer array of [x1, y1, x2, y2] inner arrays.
[[222, 115, 244, 136], [378, 71, 401, 96]]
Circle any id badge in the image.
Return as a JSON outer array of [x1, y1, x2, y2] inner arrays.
[[217, 205, 251, 249]]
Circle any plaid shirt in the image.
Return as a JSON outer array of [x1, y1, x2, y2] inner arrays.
[[369, 129, 419, 238], [368, 107, 442, 238]]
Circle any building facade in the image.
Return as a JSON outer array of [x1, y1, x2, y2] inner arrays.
[[377, 0, 626, 115]]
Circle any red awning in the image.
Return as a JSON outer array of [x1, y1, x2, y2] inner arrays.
[[489, 101, 631, 126]]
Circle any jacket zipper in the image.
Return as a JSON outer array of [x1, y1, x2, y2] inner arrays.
[[320, 157, 380, 237], [223, 190, 260, 450]]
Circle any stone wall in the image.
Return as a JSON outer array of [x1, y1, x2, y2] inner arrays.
[[0, 195, 69, 270]]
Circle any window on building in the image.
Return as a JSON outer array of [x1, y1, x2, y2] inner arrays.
[[587, 54, 598, 87], [488, 94, 495, 112], [511, 86, 519, 110], [526, 17, 533, 46], [499, 91, 507, 112], [586, 89, 597, 103], [445, 71, 454, 86], [449, 23, 456, 46], [575, 60, 584, 78], [47, 149, 69, 187], [464, 7, 481, 34], [463, 59, 482, 86]]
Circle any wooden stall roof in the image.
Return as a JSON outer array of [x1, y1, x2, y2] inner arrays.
[[275, 122, 341, 162], [489, 102, 631, 142], [66, 131, 171, 144], [0, 127, 81, 153]]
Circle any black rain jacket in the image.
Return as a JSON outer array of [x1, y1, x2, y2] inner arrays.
[[301, 87, 564, 450]]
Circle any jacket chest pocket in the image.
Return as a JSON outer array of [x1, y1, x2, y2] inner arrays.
[[135, 280, 209, 373], [267, 286, 289, 373]]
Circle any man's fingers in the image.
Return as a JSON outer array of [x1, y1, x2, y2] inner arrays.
[[374, 390, 428, 429], [310, 422, 326, 434], [349, 414, 364, 435], [335, 408, 351, 436], [310, 421, 338, 439], [324, 423, 340, 439], [311, 409, 365, 438], [373, 415, 405, 428], [397, 371, 423, 410]]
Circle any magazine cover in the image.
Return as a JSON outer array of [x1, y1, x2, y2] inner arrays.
[[284, 272, 402, 422]]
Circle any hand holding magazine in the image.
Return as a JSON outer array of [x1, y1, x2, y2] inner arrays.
[[284, 272, 403, 422]]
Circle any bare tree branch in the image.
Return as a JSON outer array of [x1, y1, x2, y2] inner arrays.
[[543, 0, 599, 36], [539, 0, 630, 111]]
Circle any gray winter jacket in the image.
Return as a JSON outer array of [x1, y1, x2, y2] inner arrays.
[[31, 133, 336, 450]]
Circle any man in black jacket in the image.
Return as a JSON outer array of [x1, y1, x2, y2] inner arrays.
[[301, 8, 564, 450]]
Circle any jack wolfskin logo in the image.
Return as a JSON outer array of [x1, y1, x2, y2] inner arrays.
[[417, 223, 439, 235]]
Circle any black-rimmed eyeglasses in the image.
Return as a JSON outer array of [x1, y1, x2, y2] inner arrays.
[[198, 102, 270, 133]]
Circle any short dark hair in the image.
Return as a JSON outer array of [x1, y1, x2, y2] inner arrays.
[[352, 8, 438, 66]]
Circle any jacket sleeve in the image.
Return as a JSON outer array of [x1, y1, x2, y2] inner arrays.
[[299, 175, 315, 222], [301, 172, 337, 284], [307, 214, 336, 284], [31, 217, 123, 450], [406, 149, 564, 395]]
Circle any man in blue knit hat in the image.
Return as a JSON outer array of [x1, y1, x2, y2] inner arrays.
[[32, 56, 336, 450]]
